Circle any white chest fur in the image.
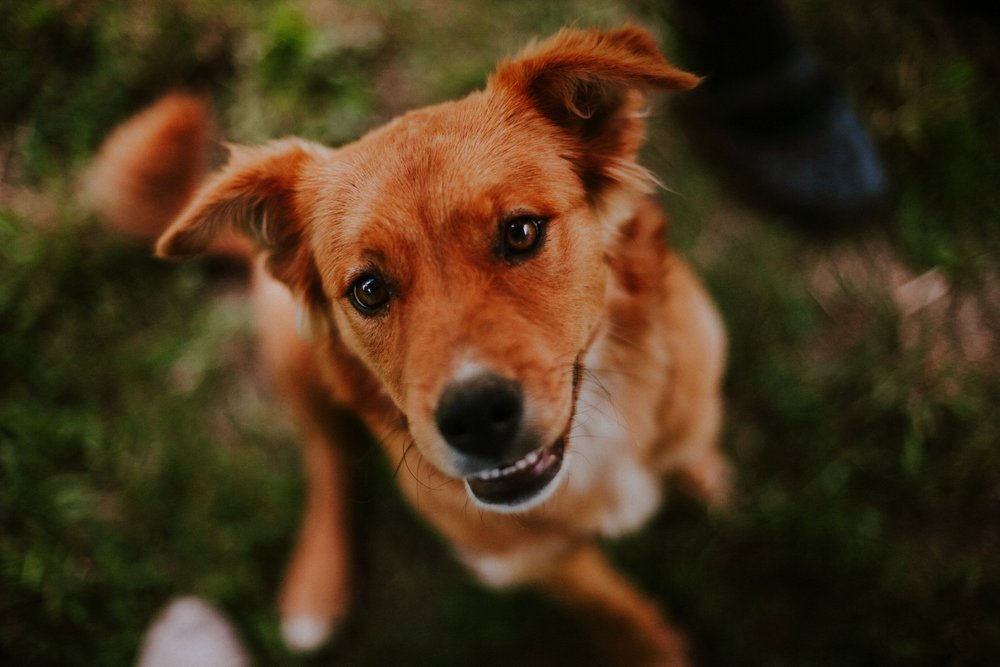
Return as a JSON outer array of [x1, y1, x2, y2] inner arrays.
[[560, 366, 663, 537]]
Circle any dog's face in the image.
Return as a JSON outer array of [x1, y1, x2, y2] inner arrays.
[[310, 98, 607, 509], [157, 27, 697, 512]]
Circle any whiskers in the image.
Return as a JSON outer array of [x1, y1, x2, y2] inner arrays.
[[552, 360, 623, 429], [604, 324, 648, 356], [385, 421, 457, 495], [391, 437, 417, 481]]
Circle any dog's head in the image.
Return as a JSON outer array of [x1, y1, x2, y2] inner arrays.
[[157, 26, 697, 512]]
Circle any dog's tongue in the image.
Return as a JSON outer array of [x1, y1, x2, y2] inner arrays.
[[466, 440, 564, 507]]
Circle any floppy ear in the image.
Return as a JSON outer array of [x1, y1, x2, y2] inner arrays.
[[157, 139, 325, 301], [490, 25, 699, 194]]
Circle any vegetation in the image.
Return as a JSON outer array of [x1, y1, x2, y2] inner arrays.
[[2, 1, 997, 664]]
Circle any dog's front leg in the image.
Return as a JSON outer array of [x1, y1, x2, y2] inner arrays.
[[276, 402, 353, 654], [537, 543, 691, 667], [251, 272, 352, 654]]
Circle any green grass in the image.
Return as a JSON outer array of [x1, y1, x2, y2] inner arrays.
[[2, 1, 998, 665]]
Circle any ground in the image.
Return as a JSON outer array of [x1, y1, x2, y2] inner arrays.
[[1, 1, 998, 665]]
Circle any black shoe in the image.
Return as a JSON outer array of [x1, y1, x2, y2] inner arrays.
[[677, 51, 887, 224]]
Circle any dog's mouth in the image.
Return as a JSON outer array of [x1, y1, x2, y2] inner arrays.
[[464, 436, 566, 509], [462, 358, 582, 511]]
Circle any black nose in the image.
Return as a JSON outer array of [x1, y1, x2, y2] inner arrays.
[[434, 373, 524, 459]]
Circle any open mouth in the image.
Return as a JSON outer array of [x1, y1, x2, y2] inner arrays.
[[464, 437, 566, 508], [460, 358, 583, 511]]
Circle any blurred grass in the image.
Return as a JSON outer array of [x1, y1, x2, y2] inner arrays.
[[2, 0, 998, 665]]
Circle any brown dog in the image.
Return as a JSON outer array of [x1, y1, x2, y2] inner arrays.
[[89, 26, 730, 666]]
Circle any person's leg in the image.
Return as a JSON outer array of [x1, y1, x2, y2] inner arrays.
[[667, 0, 887, 222], [670, 0, 798, 76]]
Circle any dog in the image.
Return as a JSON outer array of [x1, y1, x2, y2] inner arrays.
[[88, 25, 730, 666]]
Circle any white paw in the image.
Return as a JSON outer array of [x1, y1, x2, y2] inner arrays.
[[281, 614, 335, 654]]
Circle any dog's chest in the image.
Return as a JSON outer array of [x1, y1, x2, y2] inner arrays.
[[556, 366, 663, 537]]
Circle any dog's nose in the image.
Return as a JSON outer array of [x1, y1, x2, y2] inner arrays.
[[435, 373, 524, 459]]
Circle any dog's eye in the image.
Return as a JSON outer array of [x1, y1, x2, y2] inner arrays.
[[502, 217, 545, 259], [349, 275, 390, 315]]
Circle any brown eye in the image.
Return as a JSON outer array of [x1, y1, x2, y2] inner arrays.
[[502, 218, 545, 258], [349, 275, 390, 314]]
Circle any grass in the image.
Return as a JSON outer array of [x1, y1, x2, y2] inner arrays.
[[2, 0, 998, 665]]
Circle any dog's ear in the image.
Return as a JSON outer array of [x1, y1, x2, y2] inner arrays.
[[490, 25, 699, 194], [157, 139, 323, 299]]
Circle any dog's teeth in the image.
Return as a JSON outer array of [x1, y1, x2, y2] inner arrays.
[[472, 448, 547, 481]]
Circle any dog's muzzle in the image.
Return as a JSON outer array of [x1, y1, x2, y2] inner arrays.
[[435, 373, 526, 461], [434, 366, 579, 510]]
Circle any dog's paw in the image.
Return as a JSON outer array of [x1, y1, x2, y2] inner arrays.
[[280, 614, 337, 654]]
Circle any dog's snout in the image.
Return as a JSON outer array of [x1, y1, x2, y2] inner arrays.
[[435, 374, 524, 459]]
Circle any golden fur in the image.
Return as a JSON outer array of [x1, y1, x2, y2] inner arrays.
[[89, 26, 730, 666]]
